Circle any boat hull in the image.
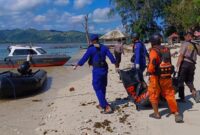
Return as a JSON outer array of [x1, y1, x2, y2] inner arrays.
[[0, 69, 47, 98], [0, 54, 70, 68]]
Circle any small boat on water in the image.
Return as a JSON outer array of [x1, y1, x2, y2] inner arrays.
[[0, 45, 71, 68], [0, 62, 47, 98]]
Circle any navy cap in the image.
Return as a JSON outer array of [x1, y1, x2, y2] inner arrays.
[[90, 34, 99, 41], [184, 32, 193, 36], [131, 33, 140, 39]]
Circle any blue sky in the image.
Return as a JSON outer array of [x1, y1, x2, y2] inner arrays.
[[0, 0, 122, 34]]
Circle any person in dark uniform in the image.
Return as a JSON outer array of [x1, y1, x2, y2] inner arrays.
[[114, 39, 124, 69], [131, 33, 148, 82], [74, 34, 117, 113], [176, 32, 200, 103]]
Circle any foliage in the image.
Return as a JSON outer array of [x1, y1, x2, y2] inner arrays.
[[110, 0, 171, 39], [110, 0, 200, 38], [164, 0, 200, 32], [0, 29, 88, 43]]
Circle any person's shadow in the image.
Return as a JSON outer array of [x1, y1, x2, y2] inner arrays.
[[159, 95, 195, 118], [109, 97, 130, 110], [110, 94, 196, 117]]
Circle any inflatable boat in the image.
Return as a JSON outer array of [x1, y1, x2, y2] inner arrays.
[[0, 69, 47, 98]]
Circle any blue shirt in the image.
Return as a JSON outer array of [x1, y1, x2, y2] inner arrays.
[[134, 41, 148, 69], [78, 44, 116, 69]]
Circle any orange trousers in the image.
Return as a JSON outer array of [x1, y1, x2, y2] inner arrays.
[[148, 75, 178, 113]]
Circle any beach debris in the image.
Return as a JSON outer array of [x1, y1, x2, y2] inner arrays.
[[32, 99, 42, 102], [106, 126, 113, 133], [81, 127, 92, 131], [85, 119, 92, 123], [93, 129, 101, 135], [43, 129, 58, 135], [39, 122, 46, 126], [93, 122, 104, 129], [119, 114, 129, 123], [81, 103, 87, 106], [93, 119, 113, 133], [80, 101, 96, 106], [81, 132, 90, 135], [115, 106, 121, 113], [69, 87, 75, 92], [47, 102, 54, 107], [93, 119, 111, 128]]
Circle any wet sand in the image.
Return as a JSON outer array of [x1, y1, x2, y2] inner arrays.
[[0, 50, 91, 135]]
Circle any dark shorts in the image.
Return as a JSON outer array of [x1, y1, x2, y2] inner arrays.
[[114, 51, 122, 67], [178, 61, 195, 87]]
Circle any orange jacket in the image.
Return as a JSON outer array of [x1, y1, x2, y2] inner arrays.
[[147, 48, 160, 74]]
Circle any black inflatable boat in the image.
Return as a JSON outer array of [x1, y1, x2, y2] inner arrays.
[[0, 69, 47, 98]]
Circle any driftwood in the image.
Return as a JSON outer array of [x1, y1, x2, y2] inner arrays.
[[82, 14, 90, 46]]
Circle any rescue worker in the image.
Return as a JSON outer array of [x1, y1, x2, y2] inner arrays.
[[114, 39, 124, 69], [176, 32, 200, 103], [131, 33, 148, 81], [147, 34, 183, 123], [74, 34, 117, 114]]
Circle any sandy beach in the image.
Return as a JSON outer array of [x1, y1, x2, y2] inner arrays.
[[1, 45, 200, 135]]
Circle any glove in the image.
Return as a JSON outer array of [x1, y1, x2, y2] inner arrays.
[[135, 64, 140, 70]]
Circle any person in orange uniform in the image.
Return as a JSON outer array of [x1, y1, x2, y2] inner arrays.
[[147, 34, 183, 123]]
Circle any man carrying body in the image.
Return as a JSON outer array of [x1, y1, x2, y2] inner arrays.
[[176, 32, 200, 103], [147, 34, 183, 123]]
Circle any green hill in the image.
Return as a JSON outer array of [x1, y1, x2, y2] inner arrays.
[[0, 29, 88, 43]]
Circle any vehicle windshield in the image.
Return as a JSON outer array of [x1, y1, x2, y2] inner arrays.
[[36, 48, 47, 54], [13, 49, 37, 56]]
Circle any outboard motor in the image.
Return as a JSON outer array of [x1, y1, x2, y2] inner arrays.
[[17, 61, 32, 75]]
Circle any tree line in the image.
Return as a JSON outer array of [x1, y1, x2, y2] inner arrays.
[[110, 0, 200, 39]]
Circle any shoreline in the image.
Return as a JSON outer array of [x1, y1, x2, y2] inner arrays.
[[0, 50, 91, 135]]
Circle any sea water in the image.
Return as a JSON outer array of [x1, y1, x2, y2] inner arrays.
[[0, 43, 87, 62]]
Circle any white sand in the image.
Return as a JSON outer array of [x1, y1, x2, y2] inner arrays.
[[36, 44, 200, 135]]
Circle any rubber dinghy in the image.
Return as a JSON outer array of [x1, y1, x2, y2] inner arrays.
[[120, 68, 149, 106], [0, 69, 47, 98]]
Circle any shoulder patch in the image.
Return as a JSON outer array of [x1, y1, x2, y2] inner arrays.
[[187, 44, 194, 50]]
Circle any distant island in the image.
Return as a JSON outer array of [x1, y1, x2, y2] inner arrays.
[[0, 29, 90, 43]]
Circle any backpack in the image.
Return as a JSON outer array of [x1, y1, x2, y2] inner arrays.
[[152, 46, 174, 78], [87, 44, 108, 68], [87, 45, 94, 66], [131, 41, 146, 63]]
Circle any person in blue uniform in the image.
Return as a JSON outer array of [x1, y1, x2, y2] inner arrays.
[[131, 33, 148, 81], [74, 34, 116, 114]]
